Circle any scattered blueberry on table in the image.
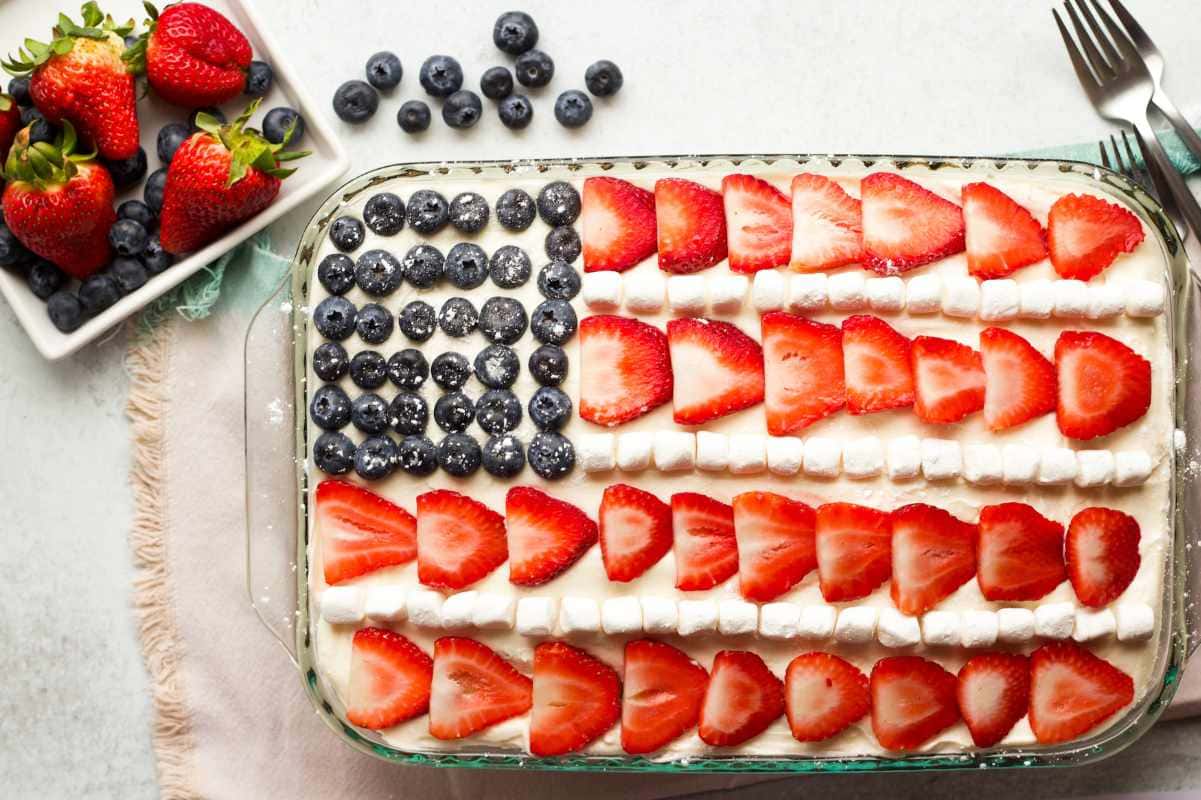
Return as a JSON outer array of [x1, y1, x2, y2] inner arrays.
[[419, 55, 464, 97], [554, 89, 592, 128], [498, 94, 533, 129], [365, 51, 403, 91], [514, 49, 554, 88], [332, 80, 380, 123], [480, 66, 514, 100], [585, 60, 623, 96], [442, 90, 483, 129], [493, 11, 539, 55], [397, 100, 431, 134]]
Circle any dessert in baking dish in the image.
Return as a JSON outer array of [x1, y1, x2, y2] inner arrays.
[[303, 159, 1172, 759]]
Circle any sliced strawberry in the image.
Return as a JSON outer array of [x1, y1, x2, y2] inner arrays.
[[789, 173, 863, 271], [733, 491, 817, 602], [842, 315, 914, 415], [890, 503, 977, 616], [980, 327, 1057, 432], [530, 641, 622, 756], [1047, 193, 1145, 280], [963, 182, 1048, 278], [416, 490, 507, 590], [721, 173, 792, 272], [870, 656, 960, 750], [621, 639, 709, 754], [1029, 641, 1134, 744], [672, 492, 738, 591], [860, 172, 965, 275], [579, 315, 673, 426], [956, 652, 1030, 748], [1066, 507, 1141, 608], [977, 503, 1066, 601], [506, 487, 597, 587], [655, 178, 727, 273], [316, 479, 416, 585], [761, 311, 845, 435], [911, 335, 986, 424], [667, 318, 764, 424], [346, 627, 433, 730], [1055, 331, 1151, 440], [785, 652, 870, 742], [429, 637, 533, 740], [815, 502, 893, 602], [581, 176, 657, 272], [698, 650, 785, 747], [599, 484, 673, 582]]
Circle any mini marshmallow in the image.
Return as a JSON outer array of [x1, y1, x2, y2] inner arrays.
[[759, 603, 801, 640], [695, 431, 730, 472], [960, 610, 999, 648], [1115, 603, 1155, 641], [581, 271, 622, 311], [709, 273, 750, 313], [997, 607, 1036, 644], [623, 270, 666, 313], [867, 276, 905, 313], [789, 273, 829, 311], [887, 435, 923, 480], [905, 274, 942, 314], [979, 279, 1020, 321], [921, 438, 962, 481], [1087, 282, 1126, 319], [753, 270, 788, 313], [842, 436, 884, 479], [1034, 602, 1075, 640], [1127, 279, 1166, 317], [472, 593, 516, 630], [962, 443, 1003, 485], [363, 586, 408, 622], [407, 589, 446, 628], [834, 606, 878, 643], [718, 598, 759, 635], [1037, 448, 1079, 485], [677, 599, 720, 636], [1019, 279, 1055, 319], [601, 596, 644, 635], [1073, 608, 1117, 642], [797, 605, 838, 639], [641, 597, 679, 634], [942, 276, 980, 318], [1075, 450, 1116, 487], [653, 431, 695, 472], [667, 275, 708, 315], [766, 436, 804, 476], [515, 597, 557, 636], [1115, 450, 1153, 486], [616, 433, 653, 471], [922, 611, 960, 646], [828, 272, 868, 311], [1053, 279, 1090, 317], [558, 596, 601, 635], [728, 434, 767, 474], [577, 433, 616, 473], [441, 591, 479, 629], [1002, 443, 1040, 484], [321, 586, 365, 625], [803, 437, 841, 478], [877, 608, 922, 648]]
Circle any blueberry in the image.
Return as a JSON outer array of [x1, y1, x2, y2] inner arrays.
[[434, 391, 475, 432], [419, 55, 464, 97], [544, 226, 581, 261], [476, 389, 523, 434], [445, 242, 489, 290], [78, 273, 121, 315], [401, 244, 444, 289], [537, 182, 581, 226], [144, 169, 168, 214], [0, 223, 31, 267], [329, 216, 366, 253], [442, 90, 482, 129], [354, 248, 403, 296], [349, 350, 388, 389], [7, 77, 31, 106], [109, 218, 149, 256], [482, 434, 525, 477], [355, 302, 394, 344], [363, 192, 405, 236], [474, 344, 520, 389], [493, 11, 539, 55], [313, 431, 356, 474], [140, 234, 175, 274], [497, 94, 533, 130], [20, 107, 43, 128], [528, 344, 568, 386], [244, 60, 274, 96], [263, 107, 305, 145], [104, 147, 148, 190], [387, 348, 428, 389], [365, 51, 403, 90], [351, 393, 391, 434], [478, 296, 528, 344], [388, 392, 429, 436], [527, 431, 575, 479], [554, 90, 592, 128], [585, 60, 623, 97], [438, 433, 482, 477], [480, 66, 514, 100], [488, 245, 532, 289], [189, 107, 226, 131], [449, 192, 489, 233], [530, 299, 577, 345], [438, 297, 478, 337], [515, 49, 554, 88], [354, 435, 397, 480], [496, 188, 536, 231], [537, 259, 580, 299], [27, 116, 56, 145], [310, 384, 352, 430], [397, 100, 431, 134], [47, 291, 84, 332], [529, 386, 572, 430], [398, 300, 436, 342], [317, 253, 356, 295], [312, 341, 349, 382], [156, 123, 190, 164], [111, 257, 149, 294], [118, 200, 157, 232], [431, 352, 471, 390], [332, 80, 379, 123], [397, 435, 438, 475], [406, 189, 449, 234], [27, 260, 66, 300], [313, 296, 358, 341]]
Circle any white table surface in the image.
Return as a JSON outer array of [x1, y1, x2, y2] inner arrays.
[[2, 1, 1200, 798]]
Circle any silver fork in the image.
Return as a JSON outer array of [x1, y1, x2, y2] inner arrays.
[[1100, 128, 1187, 241]]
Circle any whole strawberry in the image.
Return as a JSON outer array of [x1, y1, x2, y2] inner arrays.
[[159, 100, 307, 254], [2, 2, 140, 161], [125, 2, 252, 108], [2, 121, 116, 278], [0, 94, 20, 165]]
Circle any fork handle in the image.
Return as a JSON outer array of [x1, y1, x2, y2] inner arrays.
[[1151, 89, 1201, 169], [1133, 116, 1201, 245]]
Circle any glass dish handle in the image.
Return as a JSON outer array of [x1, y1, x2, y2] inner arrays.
[[243, 272, 300, 667]]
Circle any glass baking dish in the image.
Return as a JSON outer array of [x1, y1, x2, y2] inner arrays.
[[245, 154, 1201, 773]]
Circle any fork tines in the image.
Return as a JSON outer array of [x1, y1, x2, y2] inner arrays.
[[1053, 0, 1142, 90]]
